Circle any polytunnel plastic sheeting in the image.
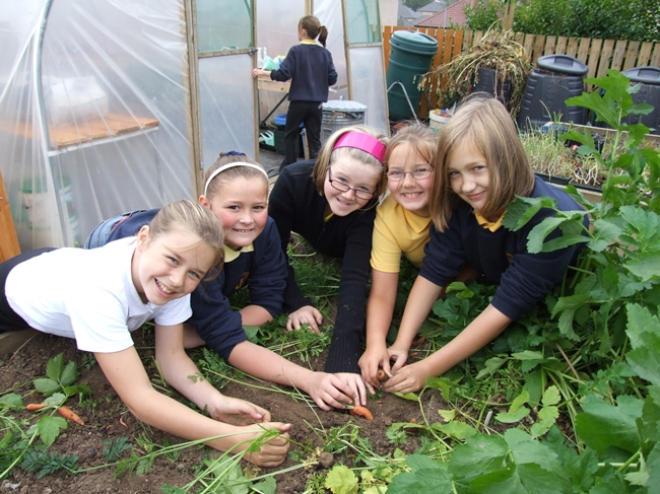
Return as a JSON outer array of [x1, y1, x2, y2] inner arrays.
[[0, 0, 195, 251], [315, 0, 349, 101], [348, 47, 388, 134], [198, 55, 255, 167]]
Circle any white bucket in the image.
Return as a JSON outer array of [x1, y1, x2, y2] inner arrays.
[[429, 109, 451, 132]]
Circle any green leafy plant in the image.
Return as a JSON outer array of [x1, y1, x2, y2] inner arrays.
[[20, 447, 79, 479], [103, 437, 133, 461], [33, 353, 91, 399]]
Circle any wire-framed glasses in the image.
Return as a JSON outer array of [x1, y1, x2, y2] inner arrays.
[[328, 168, 376, 200], [386, 166, 434, 182]]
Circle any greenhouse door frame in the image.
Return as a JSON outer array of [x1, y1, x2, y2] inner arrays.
[[184, 0, 259, 195]]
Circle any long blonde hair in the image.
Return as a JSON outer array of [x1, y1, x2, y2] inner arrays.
[[430, 94, 535, 231]]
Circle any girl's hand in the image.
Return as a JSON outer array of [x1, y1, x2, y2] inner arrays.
[[333, 372, 375, 406], [383, 360, 430, 394], [359, 345, 392, 389], [208, 395, 271, 426], [306, 372, 365, 410], [387, 344, 410, 373], [286, 305, 323, 332], [236, 422, 292, 467], [252, 68, 270, 78]]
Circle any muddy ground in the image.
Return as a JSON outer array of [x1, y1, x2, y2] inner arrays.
[[0, 326, 443, 494]]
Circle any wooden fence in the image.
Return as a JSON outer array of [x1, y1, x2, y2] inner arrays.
[[383, 25, 660, 117]]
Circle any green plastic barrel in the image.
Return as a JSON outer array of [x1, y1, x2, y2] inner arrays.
[[386, 30, 438, 121]]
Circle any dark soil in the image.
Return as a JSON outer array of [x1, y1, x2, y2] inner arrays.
[[0, 328, 442, 493]]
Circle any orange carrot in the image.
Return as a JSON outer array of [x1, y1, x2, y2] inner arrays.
[[350, 405, 374, 420], [119, 417, 128, 428], [58, 406, 85, 426], [376, 369, 388, 382], [26, 403, 47, 411], [411, 335, 426, 347]]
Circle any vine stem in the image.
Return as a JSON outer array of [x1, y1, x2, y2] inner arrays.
[[555, 342, 581, 381]]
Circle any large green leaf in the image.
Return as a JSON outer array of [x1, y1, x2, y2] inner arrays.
[[46, 353, 64, 382], [625, 304, 660, 386], [37, 415, 67, 447], [448, 434, 509, 483], [387, 455, 452, 494], [575, 396, 643, 455]]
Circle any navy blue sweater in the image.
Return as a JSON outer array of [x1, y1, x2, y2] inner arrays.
[[270, 43, 337, 102], [105, 209, 287, 360], [420, 177, 588, 320], [268, 160, 376, 373]]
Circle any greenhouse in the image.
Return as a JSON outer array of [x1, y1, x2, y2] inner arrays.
[[0, 0, 387, 250]]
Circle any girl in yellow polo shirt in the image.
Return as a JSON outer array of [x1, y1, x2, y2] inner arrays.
[[359, 124, 438, 388]]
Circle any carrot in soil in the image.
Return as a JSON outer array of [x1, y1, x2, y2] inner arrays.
[[350, 405, 374, 420], [58, 406, 85, 426], [411, 335, 426, 347], [26, 403, 48, 411], [376, 369, 388, 382]]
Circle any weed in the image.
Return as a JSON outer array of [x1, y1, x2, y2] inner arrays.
[[385, 425, 408, 447], [20, 447, 78, 479], [102, 437, 132, 461]]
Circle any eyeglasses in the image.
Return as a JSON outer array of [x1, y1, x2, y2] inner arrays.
[[328, 168, 376, 200], [386, 167, 434, 182]]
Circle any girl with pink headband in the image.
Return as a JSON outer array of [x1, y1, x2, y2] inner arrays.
[[268, 124, 389, 405]]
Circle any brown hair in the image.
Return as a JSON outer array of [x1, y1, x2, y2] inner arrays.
[[299, 15, 328, 47], [202, 152, 268, 202], [148, 200, 225, 280], [430, 94, 535, 231], [311, 124, 388, 198], [385, 122, 438, 172]]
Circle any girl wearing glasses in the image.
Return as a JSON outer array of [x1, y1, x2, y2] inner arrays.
[[268, 125, 388, 405], [381, 96, 587, 393], [358, 124, 439, 388]]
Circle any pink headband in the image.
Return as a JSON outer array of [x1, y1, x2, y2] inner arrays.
[[333, 132, 386, 163]]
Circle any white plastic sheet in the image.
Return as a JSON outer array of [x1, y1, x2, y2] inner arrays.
[[0, 0, 194, 249]]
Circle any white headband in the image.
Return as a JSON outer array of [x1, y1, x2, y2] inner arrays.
[[203, 162, 269, 196]]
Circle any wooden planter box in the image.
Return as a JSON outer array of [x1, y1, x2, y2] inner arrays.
[[0, 172, 21, 262]]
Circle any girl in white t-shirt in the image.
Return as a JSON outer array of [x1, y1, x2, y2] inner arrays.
[[0, 200, 290, 467]]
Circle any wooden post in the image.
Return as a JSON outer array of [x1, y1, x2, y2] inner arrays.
[[502, 3, 515, 31], [0, 172, 21, 263]]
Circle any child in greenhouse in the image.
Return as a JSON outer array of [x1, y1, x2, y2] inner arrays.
[[381, 95, 589, 394], [252, 15, 337, 170], [0, 200, 291, 467], [268, 125, 388, 401], [358, 123, 439, 388], [88, 152, 364, 411]]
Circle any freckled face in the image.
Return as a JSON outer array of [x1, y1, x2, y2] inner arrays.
[[323, 154, 382, 216], [201, 176, 269, 250], [447, 141, 491, 213], [387, 142, 435, 217]]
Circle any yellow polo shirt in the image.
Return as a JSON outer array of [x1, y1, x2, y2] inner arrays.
[[370, 195, 432, 273]]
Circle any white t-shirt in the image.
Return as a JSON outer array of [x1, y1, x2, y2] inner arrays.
[[6, 237, 192, 353]]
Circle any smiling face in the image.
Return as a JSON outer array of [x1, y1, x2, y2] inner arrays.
[[387, 142, 436, 217], [132, 227, 215, 305], [447, 140, 491, 214], [201, 176, 269, 250], [323, 152, 382, 216]]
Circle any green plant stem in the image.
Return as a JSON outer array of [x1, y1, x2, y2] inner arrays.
[[0, 428, 39, 480], [204, 369, 315, 406], [616, 449, 641, 474]]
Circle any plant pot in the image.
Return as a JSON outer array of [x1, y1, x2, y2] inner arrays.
[[535, 172, 571, 186]]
